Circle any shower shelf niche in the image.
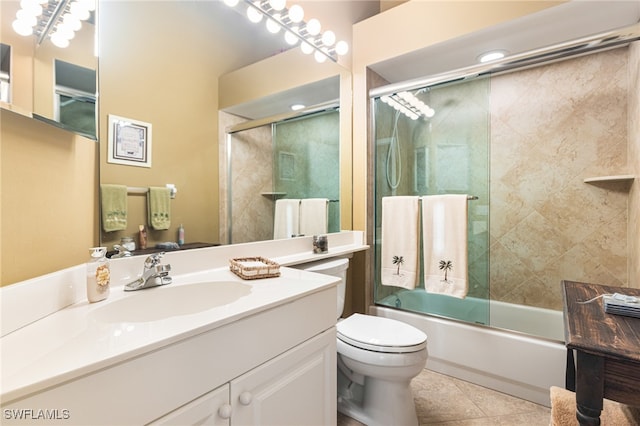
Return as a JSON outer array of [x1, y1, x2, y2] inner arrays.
[[583, 175, 634, 190], [261, 192, 287, 200]]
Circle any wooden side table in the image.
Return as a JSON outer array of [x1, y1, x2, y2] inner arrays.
[[562, 280, 640, 425]]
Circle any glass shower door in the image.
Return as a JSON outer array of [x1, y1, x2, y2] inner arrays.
[[373, 78, 490, 326]]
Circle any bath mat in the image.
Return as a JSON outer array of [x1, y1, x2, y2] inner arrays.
[[550, 386, 640, 426]]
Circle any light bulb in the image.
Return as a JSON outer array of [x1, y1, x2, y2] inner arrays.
[[246, 3, 263, 23], [12, 19, 33, 36], [300, 40, 313, 55], [335, 40, 348, 56], [288, 5, 304, 23], [284, 29, 299, 45], [306, 18, 321, 36], [16, 10, 37, 27], [78, 0, 96, 12], [63, 13, 82, 31], [51, 32, 70, 48], [55, 25, 75, 40], [321, 30, 335, 47], [266, 14, 280, 33], [314, 50, 327, 63], [223, 0, 239, 6], [268, 0, 286, 11], [19, 0, 42, 16], [70, 2, 90, 20]]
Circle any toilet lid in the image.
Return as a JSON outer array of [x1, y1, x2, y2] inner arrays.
[[337, 314, 427, 353]]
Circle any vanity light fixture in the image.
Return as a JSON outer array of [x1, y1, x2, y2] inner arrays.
[[380, 91, 435, 121], [225, 0, 349, 63], [12, 0, 95, 48], [478, 50, 508, 63]]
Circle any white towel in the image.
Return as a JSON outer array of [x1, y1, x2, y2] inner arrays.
[[422, 194, 469, 298], [273, 199, 300, 239], [300, 198, 328, 236], [381, 196, 420, 289]]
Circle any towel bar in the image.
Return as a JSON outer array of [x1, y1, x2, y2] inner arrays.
[[127, 184, 177, 199]]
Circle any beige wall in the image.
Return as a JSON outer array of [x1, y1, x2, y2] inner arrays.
[[629, 41, 640, 288], [1, 110, 97, 285]]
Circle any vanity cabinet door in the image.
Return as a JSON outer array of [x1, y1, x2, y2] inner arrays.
[[149, 383, 230, 426], [230, 327, 336, 426]]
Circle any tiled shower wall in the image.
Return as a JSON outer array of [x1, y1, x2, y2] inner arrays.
[[219, 111, 274, 244], [219, 110, 341, 244], [490, 47, 631, 310]]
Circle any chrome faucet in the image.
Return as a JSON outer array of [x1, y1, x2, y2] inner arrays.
[[111, 244, 132, 259], [124, 252, 172, 291]]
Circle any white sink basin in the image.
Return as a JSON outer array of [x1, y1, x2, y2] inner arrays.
[[91, 281, 252, 323]]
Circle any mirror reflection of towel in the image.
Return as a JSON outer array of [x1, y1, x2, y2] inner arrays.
[[273, 199, 300, 239], [381, 196, 419, 289], [100, 184, 127, 232], [148, 187, 171, 230], [422, 194, 468, 298], [300, 198, 328, 236]]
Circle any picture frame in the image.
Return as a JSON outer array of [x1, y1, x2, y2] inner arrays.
[[107, 114, 152, 168]]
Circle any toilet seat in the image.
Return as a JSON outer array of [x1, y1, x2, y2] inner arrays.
[[337, 314, 427, 353]]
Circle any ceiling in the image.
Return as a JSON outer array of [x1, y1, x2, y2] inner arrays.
[[369, 1, 640, 85]]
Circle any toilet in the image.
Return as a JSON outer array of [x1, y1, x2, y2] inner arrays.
[[295, 258, 427, 426]]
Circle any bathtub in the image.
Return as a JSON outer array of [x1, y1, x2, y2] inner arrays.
[[379, 290, 565, 341], [372, 293, 567, 406]]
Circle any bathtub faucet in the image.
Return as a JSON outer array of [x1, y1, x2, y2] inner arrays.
[[124, 252, 172, 291]]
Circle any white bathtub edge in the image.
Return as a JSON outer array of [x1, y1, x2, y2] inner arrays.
[[371, 306, 567, 407]]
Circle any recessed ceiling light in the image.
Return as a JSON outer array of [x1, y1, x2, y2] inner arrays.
[[291, 104, 305, 111], [478, 50, 508, 63]]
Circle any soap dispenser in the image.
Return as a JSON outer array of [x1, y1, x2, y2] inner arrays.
[[87, 247, 110, 303]]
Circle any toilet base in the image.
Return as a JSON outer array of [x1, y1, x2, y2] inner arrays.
[[337, 371, 419, 426]]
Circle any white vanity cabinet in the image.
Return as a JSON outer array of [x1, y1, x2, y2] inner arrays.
[[150, 384, 231, 426], [1, 284, 337, 426], [152, 328, 336, 426], [230, 328, 336, 425]]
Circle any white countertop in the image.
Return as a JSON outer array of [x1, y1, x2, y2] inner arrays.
[[0, 267, 339, 404]]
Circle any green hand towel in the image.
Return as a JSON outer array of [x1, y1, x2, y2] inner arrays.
[[148, 187, 171, 230], [101, 184, 128, 232]]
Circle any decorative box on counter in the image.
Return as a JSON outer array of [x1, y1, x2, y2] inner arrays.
[[229, 257, 281, 280]]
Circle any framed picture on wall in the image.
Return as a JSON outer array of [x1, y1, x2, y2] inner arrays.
[[107, 114, 152, 168]]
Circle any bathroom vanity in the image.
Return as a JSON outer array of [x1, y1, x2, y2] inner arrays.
[[1, 232, 367, 425]]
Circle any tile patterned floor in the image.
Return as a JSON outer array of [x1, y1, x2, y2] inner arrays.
[[337, 369, 551, 426]]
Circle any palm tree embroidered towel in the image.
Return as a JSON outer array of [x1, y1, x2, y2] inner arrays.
[[300, 198, 329, 237], [381, 196, 419, 289], [100, 184, 128, 232], [147, 186, 171, 230], [422, 194, 469, 298], [273, 199, 300, 239]]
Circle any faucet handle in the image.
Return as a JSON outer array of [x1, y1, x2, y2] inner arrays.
[[144, 252, 166, 269]]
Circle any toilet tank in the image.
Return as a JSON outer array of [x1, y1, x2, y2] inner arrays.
[[293, 258, 349, 319]]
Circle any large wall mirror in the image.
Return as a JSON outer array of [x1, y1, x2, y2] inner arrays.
[[98, 1, 359, 253]]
